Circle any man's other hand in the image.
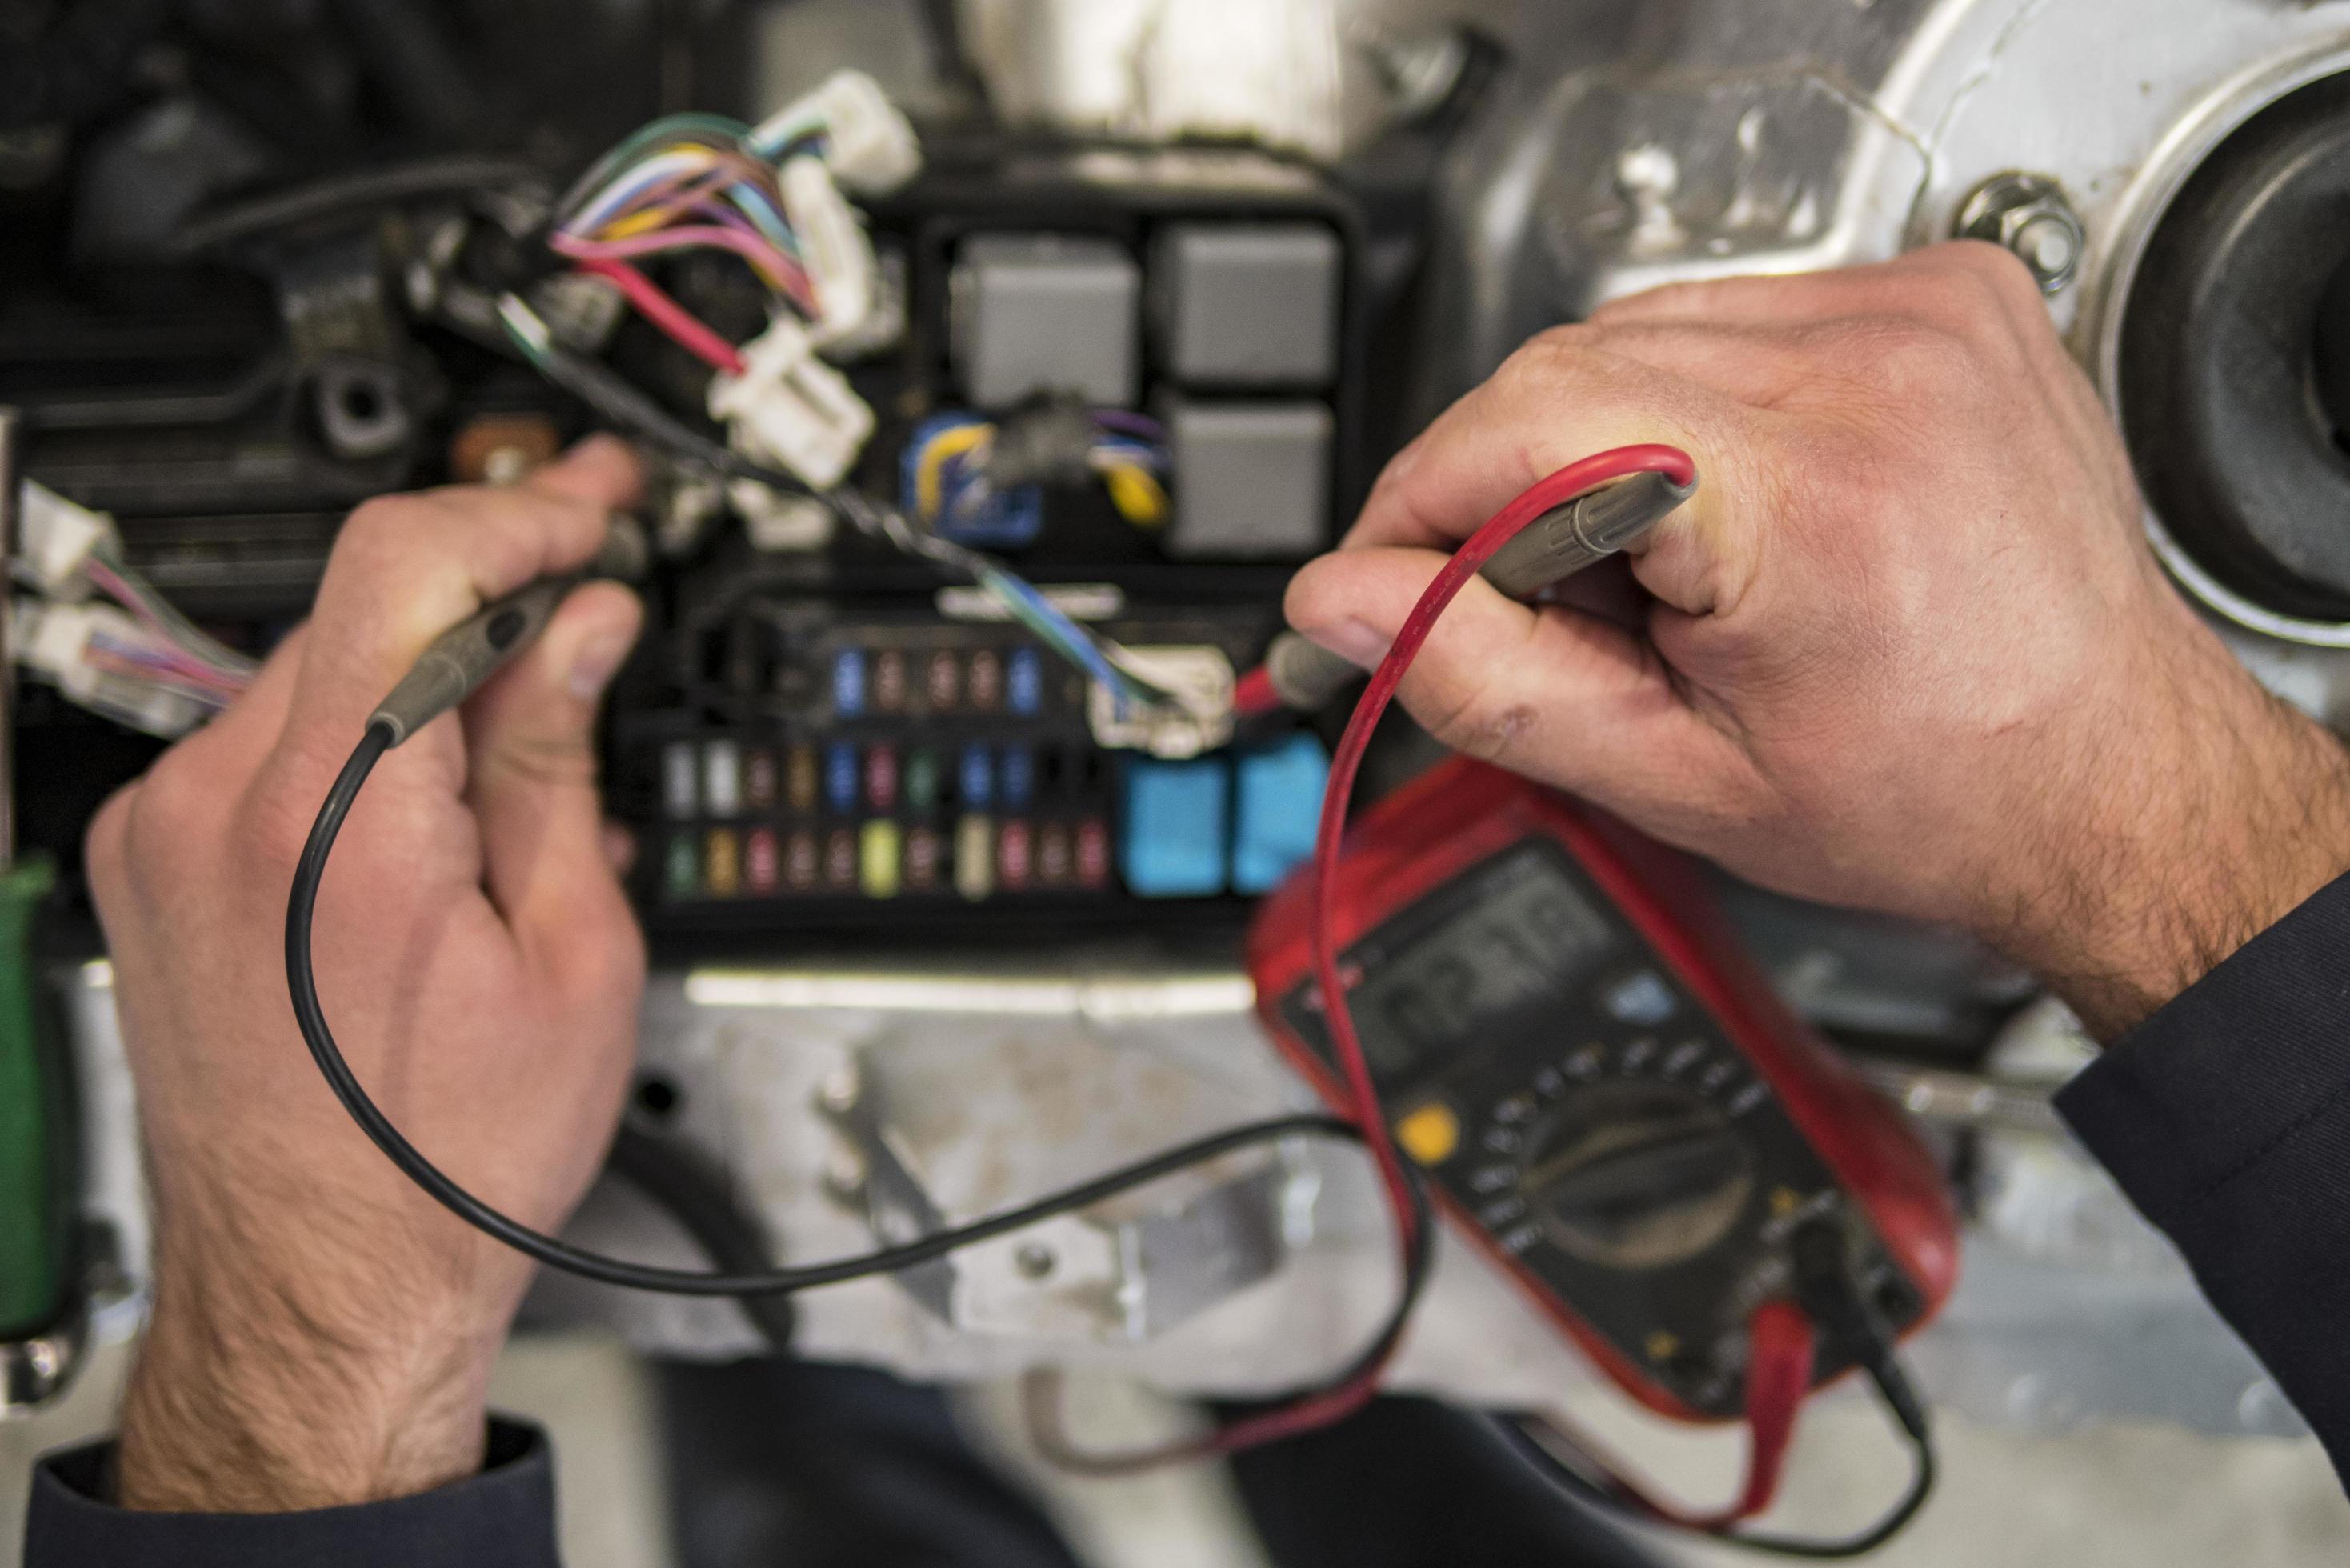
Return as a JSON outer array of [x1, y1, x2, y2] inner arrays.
[[1287, 244, 2350, 1037], [86, 438, 649, 1512]]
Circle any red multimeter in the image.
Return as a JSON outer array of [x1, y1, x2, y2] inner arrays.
[[1247, 758, 1958, 1423]]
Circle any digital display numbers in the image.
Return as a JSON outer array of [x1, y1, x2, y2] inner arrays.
[[1351, 847, 1620, 1079]]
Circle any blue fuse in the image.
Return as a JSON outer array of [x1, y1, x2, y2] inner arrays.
[[1232, 734, 1331, 894], [1007, 647, 1044, 716], [831, 647, 867, 718], [825, 742, 860, 814], [999, 746, 1036, 810], [959, 743, 994, 810], [1120, 758, 1231, 898]]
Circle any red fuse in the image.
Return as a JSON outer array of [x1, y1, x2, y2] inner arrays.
[[1075, 819, 1112, 889], [865, 745, 900, 812], [744, 828, 780, 894], [904, 826, 943, 892], [997, 820, 1032, 890]]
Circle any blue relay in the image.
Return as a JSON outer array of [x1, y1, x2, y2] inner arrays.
[[1231, 734, 1330, 894], [1120, 757, 1231, 898]]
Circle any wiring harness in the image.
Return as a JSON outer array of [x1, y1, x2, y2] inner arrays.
[[506, 77, 1189, 726], [10, 481, 258, 738]]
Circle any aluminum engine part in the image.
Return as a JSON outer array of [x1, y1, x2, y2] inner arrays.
[[61, 951, 2307, 1435], [1429, 0, 2350, 670], [818, 1025, 1314, 1343]]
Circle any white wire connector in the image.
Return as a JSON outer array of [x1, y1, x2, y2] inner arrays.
[[751, 69, 923, 194], [1087, 646, 1239, 760], [14, 481, 120, 598], [707, 314, 876, 490], [11, 598, 210, 738], [779, 156, 879, 354]]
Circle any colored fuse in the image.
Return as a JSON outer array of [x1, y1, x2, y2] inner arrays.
[[967, 649, 1003, 710], [925, 650, 961, 710], [662, 742, 698, 820], [1075, 818, 1112, 889], [787, 745, 820, 814], [664, 833, 699, 899], [999, 746, 1035, 810], [959, 744, 994, 810], [785, 830, 821, 891], [904, 826, 943, 891], [864, 745, 900, 812], [704, 829, 742, 898], [860, 821, 903, 898], [823, 827, 858, 891], [998, 819, 1034, 890], [904, 749, 943, 815], [703, 739, 743, 818], [1007, 648, 1043, 715], [1038, 822, 1073, 886], [744, 748, 779, 810], [873, 649, 910, 712], [825, 742, 859, 814], [744, 828, 781, 894], [832, 647, 867, 718], [955, 816, 994, 902]]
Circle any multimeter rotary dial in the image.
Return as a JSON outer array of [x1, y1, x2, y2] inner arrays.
[[1519, 1080, 1756, 1271]]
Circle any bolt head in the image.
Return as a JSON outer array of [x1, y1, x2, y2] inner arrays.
[[815, 1065, 862, 1118], [822, 1146, 868, 1202], [1956, 173, 2085, 294], [1015, 1242, 1057, 1280]]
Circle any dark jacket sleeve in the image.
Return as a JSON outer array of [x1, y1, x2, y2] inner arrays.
[[22, 1418, 562, 1568], [2057, 871, 2350, 1482]]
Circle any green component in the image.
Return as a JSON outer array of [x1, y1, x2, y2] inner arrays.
[[903, 748, 943, 816], [665, 834, 700, 901], [0, 858, 73, 1341]]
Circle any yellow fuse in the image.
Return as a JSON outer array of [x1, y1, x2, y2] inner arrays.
[[1395, 1102, 1460, 1166], [859, 820, 902, 899], [703, 829, 741, 898], [955, 815, 994, 902]]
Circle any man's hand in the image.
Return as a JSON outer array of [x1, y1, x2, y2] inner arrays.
[[86, 438, 649, 1512], [1288, 244, 2350, 1038]]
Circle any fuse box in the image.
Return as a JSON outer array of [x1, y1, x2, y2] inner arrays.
[[611, 598, 1302, 930]]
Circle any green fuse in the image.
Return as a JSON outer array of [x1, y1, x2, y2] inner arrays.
[[665, 834, 702, 901], [903, 748, 943, 816]]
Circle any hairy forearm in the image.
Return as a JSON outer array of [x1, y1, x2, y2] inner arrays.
[[2007, 666, 2350, 1040], [118, 1236, 502, 1513]]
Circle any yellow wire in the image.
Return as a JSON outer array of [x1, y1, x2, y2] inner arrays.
[[916, 423, 996, 519], [1102, 463, 1170, 527]]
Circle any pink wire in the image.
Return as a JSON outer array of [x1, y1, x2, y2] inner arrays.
[[570, 258, 748, 377], [550, 225, 816, 312]]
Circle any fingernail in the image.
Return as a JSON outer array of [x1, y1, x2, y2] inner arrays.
[[1303, 618, 1391, 670], [570, 634, 632, 701]]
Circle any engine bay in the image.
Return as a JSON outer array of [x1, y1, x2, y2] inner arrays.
[[13, 0, 2350, 1556]]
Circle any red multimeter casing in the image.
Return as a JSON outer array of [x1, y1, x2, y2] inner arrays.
[[1247, 758, 1958, 1422]]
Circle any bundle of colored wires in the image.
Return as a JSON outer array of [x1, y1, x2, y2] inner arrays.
[[550, 113, 823, 325], [81, 542, 258, 700]]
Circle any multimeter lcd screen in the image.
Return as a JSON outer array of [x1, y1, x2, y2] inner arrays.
[[1354, 848, 1619, 1078]]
